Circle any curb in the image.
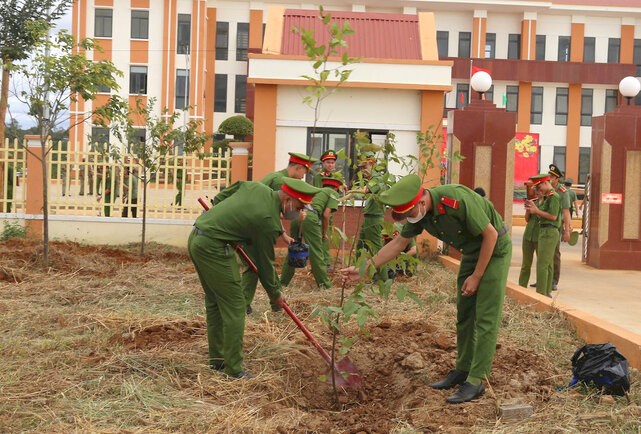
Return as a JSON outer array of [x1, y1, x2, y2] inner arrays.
[[438, 255, 641, 370]]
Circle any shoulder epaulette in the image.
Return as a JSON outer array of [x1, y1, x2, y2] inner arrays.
[[546, 190, 555, 197], [559, 186, 567, 192], [440, 196, 459, 209]]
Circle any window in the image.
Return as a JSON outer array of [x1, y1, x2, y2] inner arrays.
[[558, 36, 571, 62], [581, 88, 593, 126], [133, 129, 146, 144], [214, 74, 227, 112], [605, 89, 618, 113], [484, 85, 494, 103], [91, 127, 109, 145], [131, 10, 149, 39], [234, 75, 247, 113], [531, 86, 543, 125], [485, 33, 496, 59], [216, 22, 229, 60], [129, 66, 148, 94], [508, 34, 521, 59], [608, 38, 620, 64], [97, 84, 111, 93], [95, 9, 112, 38], [236, 23, 249, 61], [437, 31, 449, 57], [578, 147, 591, 184], [177, 14, 191, 54], [553, 146, 566, 174], [175, 69, 190, 110], [634, 39, 641, 76], [535, 35, 546, 60], [555, 87, 569, 125], [506, 85, 519, 112], [458, 32, 471, 58], [456, 83, 469, 108], [581, 37, 596, 63]]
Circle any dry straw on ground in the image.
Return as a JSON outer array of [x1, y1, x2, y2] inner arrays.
[[0, 239, 639, 433]]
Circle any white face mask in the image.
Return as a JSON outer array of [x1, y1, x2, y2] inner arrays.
[[283, 201, 300, 220], [406, 203, 425, 224]]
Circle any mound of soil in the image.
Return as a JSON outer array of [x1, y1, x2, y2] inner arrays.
[[109, 320, 205, 350]]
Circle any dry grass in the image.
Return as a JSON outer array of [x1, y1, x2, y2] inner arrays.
[[0, 240, 639, 433]]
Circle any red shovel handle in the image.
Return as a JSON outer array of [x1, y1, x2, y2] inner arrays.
[[278, 299, 332, 366]]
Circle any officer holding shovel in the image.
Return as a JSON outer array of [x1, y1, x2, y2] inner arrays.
[[342, 174, 511, 404], [189, 177, 320, 379]]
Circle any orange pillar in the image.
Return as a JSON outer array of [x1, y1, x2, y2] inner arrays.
[[229, 142, 250, 183], [566, 84, 581, 182], [517, 82, 532, 133], [24, 135, 44, 238], [472, 13, 486, 59], [252, 84, 277, 180], [621, 24, 634, 64]]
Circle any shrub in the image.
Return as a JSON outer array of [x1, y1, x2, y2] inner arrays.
[[217, 115, 253, 140], [1, 221, 27, 241]]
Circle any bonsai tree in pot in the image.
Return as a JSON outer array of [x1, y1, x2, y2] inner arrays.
[[217, 115, 253, 143]]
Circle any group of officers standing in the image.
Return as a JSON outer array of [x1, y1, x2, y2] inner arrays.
[[188, 147, 522, 404]]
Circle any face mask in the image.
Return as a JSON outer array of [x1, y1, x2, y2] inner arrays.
[[283, 201, 300, 220], [406, 203, 425, 224]]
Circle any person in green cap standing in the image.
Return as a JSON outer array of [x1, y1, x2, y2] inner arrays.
[[518, 183, 542, 288], [548, 164, 572, 291], [189, 177, 320, 378], [526, 174, 562, 297], [312, 150, 342, 187], [281, 176, 340, 289], [353, 152, 390, 278], [342, 174, 511, 404], [237, 151, 316, 313]]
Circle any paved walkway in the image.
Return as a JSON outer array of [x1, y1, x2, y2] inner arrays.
[[508, 225, 641, 336]]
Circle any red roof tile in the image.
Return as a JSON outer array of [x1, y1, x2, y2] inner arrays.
[[281, 9, 421, 60]]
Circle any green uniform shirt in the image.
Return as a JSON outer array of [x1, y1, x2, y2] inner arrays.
[[555, 184, 571, 210], [538, 191, 562, 229], [567, 188, 577, 214], [363, 174, 387, 216], [261, 168, 289, 191], [523, 199, 541, 242], [311, 187, 339, 216], [400, 184, 510, 257], [198, 181, 282, 299]]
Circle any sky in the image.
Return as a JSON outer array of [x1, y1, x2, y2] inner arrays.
[[4, 8, 73, 129]]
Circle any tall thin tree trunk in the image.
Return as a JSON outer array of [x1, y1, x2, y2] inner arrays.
[[0, 62, 10, 207], [140, 177, 147, 256], [41, 140, 49, 265]]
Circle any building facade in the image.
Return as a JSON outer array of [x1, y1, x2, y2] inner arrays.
[[71, 0, 641, 184]]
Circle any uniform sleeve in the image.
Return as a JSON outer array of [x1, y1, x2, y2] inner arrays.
[[260, 173, 275, 189], [546, 195, 561, 218], [213, 181, 242, 205], [252, 225, 282, 301], [561, 190, 571, 209], [462, 192, 491, 237], [400, 222, 423, 239], [312, 173, 322, 188], [327, 191, 339, 211]]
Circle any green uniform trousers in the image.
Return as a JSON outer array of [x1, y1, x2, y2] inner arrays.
[[357, 215, 389, 278], [536, 227, 559, 297], [518, 238, 537, 288], [455, 242, 511, 381], [281, 213, 332, 288], [188, 231, 246, 375], [553, 230, 561, 286]]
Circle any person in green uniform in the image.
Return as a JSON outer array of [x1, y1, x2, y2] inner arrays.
[[320, 175, 343, 270], [281, 176, 340, 289], [240, 152, 316, 314], [189, 177, 320, 379], [353, 152, 389, 278], [564, 178, 578, 218], [526, 174, 562, 297], [342, 174, 512, 404], [518, 184, 542, 288], [382, 222, 418, 278], [548, 164, 572, 291], [312, 149, 341, 187]]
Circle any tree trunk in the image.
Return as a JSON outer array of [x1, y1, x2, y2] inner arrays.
[[0, 62, 10, 208], [41, 139, 50, 266], [140, 176, 147, 256]]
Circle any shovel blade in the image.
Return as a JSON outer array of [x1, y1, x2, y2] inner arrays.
[[330, 357, 362, 389]]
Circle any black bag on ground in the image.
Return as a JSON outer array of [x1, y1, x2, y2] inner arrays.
[[569, 343, 630, 396], [287, 240, 309, 268]]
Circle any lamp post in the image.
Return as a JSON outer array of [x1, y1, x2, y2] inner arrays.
[[618, 76, 640, 105], [470, 71, 492, 100]]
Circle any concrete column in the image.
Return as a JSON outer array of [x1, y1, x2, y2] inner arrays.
[[25, 135, 44, 238], [229, 142, 251, 183]]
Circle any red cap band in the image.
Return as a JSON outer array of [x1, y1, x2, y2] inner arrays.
[[281, 183, 314, 204], [322, 178, 341, 188], [392, 187, 425, 213], [289, 155, 312, 169], [531, 175, 550, 186]]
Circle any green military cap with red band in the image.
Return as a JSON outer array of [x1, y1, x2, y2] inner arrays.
[[281, 177, 320, 204], [288, 152, 317, 169], [378, 174, 425, 213]]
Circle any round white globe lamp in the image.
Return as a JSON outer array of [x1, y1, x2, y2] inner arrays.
[[619, 76, 641, 105], [471, 71, 492, 99]]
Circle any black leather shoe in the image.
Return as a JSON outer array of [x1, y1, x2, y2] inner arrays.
[[446, 382, 485, 404], [228, 370, 255, 380], [430, 369, 468, 390], [246, 305, 253, 315], [210, 361, 225, 371], [529, 283, 536, 288]]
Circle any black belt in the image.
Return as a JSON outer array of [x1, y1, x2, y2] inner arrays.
[[540, 223, 556, 228], [497, 225, 509, 237]]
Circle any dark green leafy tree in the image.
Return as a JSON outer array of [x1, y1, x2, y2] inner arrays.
[[104, 97, 209, 256], [13, 30, 122, 265]]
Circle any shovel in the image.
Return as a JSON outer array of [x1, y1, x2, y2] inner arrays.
[[197, 197, 362, 389]]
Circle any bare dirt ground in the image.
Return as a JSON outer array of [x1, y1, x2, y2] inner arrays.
[[0, 239, 640, 433]]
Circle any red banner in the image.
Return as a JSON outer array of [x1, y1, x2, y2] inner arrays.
[[514, 132, 539, 187]]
